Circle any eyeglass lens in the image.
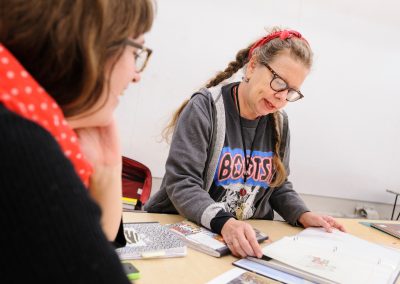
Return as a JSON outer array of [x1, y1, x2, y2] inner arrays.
[[270, 77, 302, 102], [135, 50, 148, 72]]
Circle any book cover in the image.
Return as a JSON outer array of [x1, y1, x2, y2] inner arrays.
[[116, 222, 187, 260], [206, 267, 281, 284], [167, 220, 268, 257], [233, 258, 316, 284], [242, 227, 400, 284], [370, 222, 400, 239]]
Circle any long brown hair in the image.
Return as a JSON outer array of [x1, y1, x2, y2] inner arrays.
[[164, 27, 313, 187], [0, 0, 154, 117]]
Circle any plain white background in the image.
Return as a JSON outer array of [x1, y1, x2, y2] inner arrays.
[[116, 0, 400, 204]]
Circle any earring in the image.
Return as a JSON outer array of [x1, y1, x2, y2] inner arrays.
[[242, 76, 250, 83]]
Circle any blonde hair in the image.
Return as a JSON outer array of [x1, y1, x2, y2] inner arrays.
[[164, 27, 313, 187]]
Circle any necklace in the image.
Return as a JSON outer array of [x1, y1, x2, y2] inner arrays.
[[233, 85, 263, 219]]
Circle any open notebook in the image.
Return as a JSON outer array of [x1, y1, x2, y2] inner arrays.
[[236, 227, 400, 284]]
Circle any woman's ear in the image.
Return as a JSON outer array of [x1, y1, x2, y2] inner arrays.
[[245, 56, 257, 78]]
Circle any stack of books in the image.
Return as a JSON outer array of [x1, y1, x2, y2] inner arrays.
[[122, 197, 139, 212]]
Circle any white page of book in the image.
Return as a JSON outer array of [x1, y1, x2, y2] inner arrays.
[[263, 228, 400, 284], [188, 232, 225, 250]]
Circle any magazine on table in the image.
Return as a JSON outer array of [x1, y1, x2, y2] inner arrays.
[[167, 220, 268, 257], [116, 222, 187, 260], [235, 227, 400, 284]]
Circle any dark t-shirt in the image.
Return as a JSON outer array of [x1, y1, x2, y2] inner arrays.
[[209, 83, 275, 220]]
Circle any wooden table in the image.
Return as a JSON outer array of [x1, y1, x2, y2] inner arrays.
[[122, 212, 400, 283]]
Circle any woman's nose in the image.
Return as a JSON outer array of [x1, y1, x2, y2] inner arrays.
[[274, 89, 288, 101]]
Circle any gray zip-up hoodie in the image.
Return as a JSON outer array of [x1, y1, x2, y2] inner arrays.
[[145, 82, 309, 230]]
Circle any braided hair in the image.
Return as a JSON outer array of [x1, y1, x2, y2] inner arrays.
[[163, 27, 313, 187]]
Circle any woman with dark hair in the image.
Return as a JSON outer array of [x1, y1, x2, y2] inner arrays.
[[0, 0, 154, 282]]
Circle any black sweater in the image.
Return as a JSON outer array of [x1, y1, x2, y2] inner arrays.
[[0, 104, 130, 284]]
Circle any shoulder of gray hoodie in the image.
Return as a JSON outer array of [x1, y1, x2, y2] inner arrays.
[[144, 84, 309, 229]]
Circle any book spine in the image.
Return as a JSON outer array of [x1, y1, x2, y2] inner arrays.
[[216, 246, 229, 256]]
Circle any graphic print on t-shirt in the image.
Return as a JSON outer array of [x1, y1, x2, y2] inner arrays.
[[214, 146, 274, 219]]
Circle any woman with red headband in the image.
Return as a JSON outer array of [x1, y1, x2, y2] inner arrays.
[[0, 0, 153, 282], [146, 27, 345, 258]]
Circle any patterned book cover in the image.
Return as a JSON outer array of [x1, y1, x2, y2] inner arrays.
[[116, 222, 187, 260]]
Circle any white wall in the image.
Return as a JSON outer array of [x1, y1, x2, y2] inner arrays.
[[115, 0, 400, 204]]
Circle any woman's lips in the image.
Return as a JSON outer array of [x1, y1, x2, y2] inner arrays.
[[263, 98, 276, 111]]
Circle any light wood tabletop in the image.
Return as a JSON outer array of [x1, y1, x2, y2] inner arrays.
[[122, 212, 400, 284]]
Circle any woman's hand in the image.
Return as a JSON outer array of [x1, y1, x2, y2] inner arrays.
[[298, 212, 346, 233], [76, 117, 123, 241], [76, 117, 122, 167], [221, 218, 264, 258]]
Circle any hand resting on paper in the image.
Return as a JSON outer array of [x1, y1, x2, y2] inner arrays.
[[221, 218, 264, 259], [298, 212, 346, 233]]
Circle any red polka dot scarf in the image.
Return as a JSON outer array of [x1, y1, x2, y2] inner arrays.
[[0, 44, 92, 187]]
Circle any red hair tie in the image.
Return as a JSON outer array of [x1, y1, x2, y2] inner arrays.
[[248, 29, 309, 59]]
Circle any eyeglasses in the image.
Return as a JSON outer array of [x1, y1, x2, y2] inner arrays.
[[124, 39, 152, 73], [262, 62, 304, 102]]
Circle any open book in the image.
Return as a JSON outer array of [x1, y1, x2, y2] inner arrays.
[[167, 220, 268, 257], [116, 222, 187, 260], [235, 227, 400, 284]]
